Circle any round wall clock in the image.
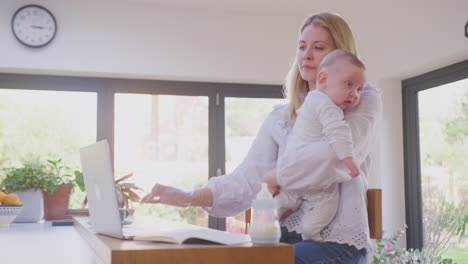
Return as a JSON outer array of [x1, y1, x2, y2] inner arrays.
[[11, 5, 57, 48], [465, 21, 468, 38]]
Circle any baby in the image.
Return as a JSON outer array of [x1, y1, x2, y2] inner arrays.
[[276, 49, 366, 240]]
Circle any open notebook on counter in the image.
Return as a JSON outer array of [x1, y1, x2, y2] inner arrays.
[[131, 218, 251, 245], [74, 215, 251, 245], [134, 229, 250, 245], [125, 215, 251, 245]]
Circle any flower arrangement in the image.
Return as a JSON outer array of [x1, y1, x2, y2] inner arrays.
[[372, 184, 466, 264], [373, 201, 465, 263], [372, 227, 460, 264], [373, 228, 422, 264]]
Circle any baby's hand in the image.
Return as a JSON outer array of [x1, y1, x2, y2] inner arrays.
[[342, 157, 359, 178], [264, 169, 280, 196]]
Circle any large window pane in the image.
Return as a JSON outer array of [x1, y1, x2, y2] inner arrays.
[[115, 94, 209, 227], [224, 97, 286, 233], [0, 89, 97, 209], [418, 79, 468, 263]]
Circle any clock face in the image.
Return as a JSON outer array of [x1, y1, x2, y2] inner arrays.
[[11, 5, 57, 48], [465, 21, 468, 38]]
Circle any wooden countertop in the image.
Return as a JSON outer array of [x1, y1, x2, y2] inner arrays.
[[73, 216, 294, 264]]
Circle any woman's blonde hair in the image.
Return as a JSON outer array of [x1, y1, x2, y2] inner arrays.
[[284, 12, 358, 124]]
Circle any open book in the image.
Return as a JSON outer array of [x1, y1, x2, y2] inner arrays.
[[134, 227, 251, 245]]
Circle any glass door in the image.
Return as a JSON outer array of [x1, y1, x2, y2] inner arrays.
[[417, 79, 467, 263], [224, 97, 286, 233], [114, 93, 209, 227]]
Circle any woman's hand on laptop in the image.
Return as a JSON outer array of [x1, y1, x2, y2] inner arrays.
[[142, 184, 214, 207], [142, 184, 193, 207]]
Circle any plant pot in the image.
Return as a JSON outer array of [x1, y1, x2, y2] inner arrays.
[[13, 189, 44, 223], [43, 184, 73, 220]]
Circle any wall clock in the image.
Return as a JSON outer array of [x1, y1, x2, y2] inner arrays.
[[11, 5, 57, 48], [465, 21, 468, 38]]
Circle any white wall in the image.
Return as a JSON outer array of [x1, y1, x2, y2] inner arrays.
[[379, 79, 406, 236], [2, 0, 468, 245], [0, 0, 300, 83]]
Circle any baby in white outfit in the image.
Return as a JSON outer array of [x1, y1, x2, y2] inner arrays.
[[276, 49, 366, 240]]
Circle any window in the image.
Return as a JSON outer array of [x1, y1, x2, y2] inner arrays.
[[224, 97, 286, 233], [402, 60, 468, 261], [0, 88, 97, 208], [225, 97, 286, 174], [209, 87, 284, 231], [114, 94, 209, 226], [0, 73, 283, 230]]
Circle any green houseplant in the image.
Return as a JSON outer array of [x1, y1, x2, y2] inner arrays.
[[0, 165, 50, 222], [0, 165, 49, 193], [42, 159, 78, 220], [0, 158, 83, 221]]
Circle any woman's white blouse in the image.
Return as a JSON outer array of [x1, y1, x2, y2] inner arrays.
[[204, 85, 382, 251]]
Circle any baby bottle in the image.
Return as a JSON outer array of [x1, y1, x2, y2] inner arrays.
[[248, 183, 281, 244]]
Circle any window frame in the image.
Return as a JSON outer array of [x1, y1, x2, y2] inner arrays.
[[402, 60, 468, 249], [0, 72, 283, 230]]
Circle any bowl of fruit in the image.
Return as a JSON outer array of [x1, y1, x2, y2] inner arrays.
[[0, 192, 23, 228]]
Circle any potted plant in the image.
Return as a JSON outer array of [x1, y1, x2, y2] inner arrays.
[[76, 172, 143, 215], [114, 173, 144, 210], [0, 165, 49, 222], [41, 159, 78, 220]]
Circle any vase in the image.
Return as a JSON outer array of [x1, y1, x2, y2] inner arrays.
[[13, 189, 44, 223]]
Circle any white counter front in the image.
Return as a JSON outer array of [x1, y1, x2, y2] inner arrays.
[[0, 221, 99, 264]]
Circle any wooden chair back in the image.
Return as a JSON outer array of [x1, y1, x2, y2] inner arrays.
[[367, 189, 382, 239], [244, 188, 382, 239]]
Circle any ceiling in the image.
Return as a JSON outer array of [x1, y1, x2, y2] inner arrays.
[[4, 0, 467, 84], [109, 0, 454, 13], [109, 0, 468, 82]]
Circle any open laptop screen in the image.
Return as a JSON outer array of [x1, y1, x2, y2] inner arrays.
[[80, 140, 124, 238]]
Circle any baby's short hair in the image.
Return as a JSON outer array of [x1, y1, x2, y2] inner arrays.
[[318, 49, 366, 72]]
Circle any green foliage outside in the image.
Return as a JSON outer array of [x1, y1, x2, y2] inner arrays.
[[0, 93, 92, 170], [419, 84, 468, 262], [444, 248, 468, 264], [225, 98, 284, 137], [0, 90, 96, 207]]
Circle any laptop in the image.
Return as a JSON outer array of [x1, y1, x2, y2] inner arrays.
[[80, 140, 251, 244], [80, 140, 163, 240], [79, 140, 135, 239]]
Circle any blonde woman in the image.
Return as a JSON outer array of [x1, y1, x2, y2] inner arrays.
[[143, 12, 381, 264]]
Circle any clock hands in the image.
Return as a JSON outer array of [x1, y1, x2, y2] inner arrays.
[[31, 25, 45, 29]]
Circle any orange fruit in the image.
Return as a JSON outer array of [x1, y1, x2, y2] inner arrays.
[[0, 192, 6, 204], [3, 193, 21, 205]]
